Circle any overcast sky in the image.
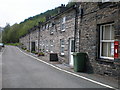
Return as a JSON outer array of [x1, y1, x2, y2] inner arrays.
[[0, 0, 69, 27]]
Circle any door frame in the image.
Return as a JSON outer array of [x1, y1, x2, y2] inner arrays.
[[69, 38, 75, 67], [31, 41, 36, 52]]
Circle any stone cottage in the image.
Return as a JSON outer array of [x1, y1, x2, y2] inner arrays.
[[78, 2, 120, 77], [19, 2, 120, 78], [38, 4, 79, 66]]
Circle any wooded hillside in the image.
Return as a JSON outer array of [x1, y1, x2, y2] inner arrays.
[[2, 2, 75, 43]]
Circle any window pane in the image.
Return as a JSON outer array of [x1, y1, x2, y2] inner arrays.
[[61, 17, 65, 23], [101, 26, 104, 40], [61, 47, 64, 53], [60, 39, 65, 54], [71, 40, 75, 52], [111, 25, 114, 40], [102, 42, 107, 57], [108, 42, 114, 57], [103, 25, 110, 40], [61, 24, 65, 30]]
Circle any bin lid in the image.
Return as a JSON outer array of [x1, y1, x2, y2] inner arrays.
[[72, 52, 87, 56]]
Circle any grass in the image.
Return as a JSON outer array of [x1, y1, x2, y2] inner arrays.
[[5, 43, 21, 46]]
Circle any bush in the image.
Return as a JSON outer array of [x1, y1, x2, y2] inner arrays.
[[31, 51, 36, 54], [38, 52, 45, 56], [35, 52, 38, 54], [27, 50, 30, 52], [22, 47, 27, 50]]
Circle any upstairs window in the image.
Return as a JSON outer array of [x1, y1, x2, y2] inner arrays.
[[45, 40, 49, 52], [50, 26, 55, 35], [50, 40, 54, 53], [60, 39, 65, 56], [49, 23, 52, 28], [100, 23, 114, 60], [60, 17, 66, 32], [46, 24, 48, 29], [102, 0, 111, 2]]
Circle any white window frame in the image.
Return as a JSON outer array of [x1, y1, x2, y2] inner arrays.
[[100, 23, 114, 60], [50, 40, 54, 53], [60, 39, 65, 55], [102, 0, 110, 2], [50, 26, 55, 35], [46, 24, 48, 29], [60, 17, 66, 32], [49, 23, 52, 28]]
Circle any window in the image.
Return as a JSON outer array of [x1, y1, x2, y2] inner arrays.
[[50, 26, 55, 35], [60, 39, 65, 56], [43, 26, 45, 30], [100, 23, 114, 60], [45, 40, 49, 52], [102, 0, 110, 2], [49, 23, 52, 28], [60, 17, 66, 31], [50, 40, 54, 53], [46, 24, 48, 29]]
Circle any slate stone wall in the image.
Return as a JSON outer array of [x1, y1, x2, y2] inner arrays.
[[79, 2, 120, 77], [38, 9, 76, 64]]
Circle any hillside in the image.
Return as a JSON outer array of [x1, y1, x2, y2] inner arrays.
[[2, 2, 75, 43]]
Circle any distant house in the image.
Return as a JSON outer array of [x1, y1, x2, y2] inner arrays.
[[19, 2, 120, 78], [0, 27, 3, 43]]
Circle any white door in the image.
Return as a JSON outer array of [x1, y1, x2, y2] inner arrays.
[[69, 39, 75, 67], [35, 40, 38, 51]]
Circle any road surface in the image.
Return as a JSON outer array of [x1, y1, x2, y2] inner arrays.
[[2, 46, 112, 88]]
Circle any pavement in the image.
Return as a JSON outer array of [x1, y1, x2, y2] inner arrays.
[[2, 46, 119, 89], [0, 47, 2, 89], [0, 47, 5, 89]]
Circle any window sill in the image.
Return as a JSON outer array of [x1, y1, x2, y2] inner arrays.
[[50, 33, 54, 35], [98, 2, 111, 9], [60, 53, 65, 56], [96, 58, 114, 63], [61, 29, 65, 32]]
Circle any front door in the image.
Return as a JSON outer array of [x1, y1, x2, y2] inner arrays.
[[69, 39, 75, 67], [31, 42, 35, 52]]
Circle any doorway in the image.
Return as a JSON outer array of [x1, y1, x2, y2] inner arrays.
[[31, 42, 35, 52], [69, 39, 75, 67]]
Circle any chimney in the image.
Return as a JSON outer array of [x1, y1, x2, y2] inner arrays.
[[46, 15, 51, 21], [58, 4, 66, 13]]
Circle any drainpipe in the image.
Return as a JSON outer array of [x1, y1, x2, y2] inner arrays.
[[29, 30, 30, 51], [38, 24, 40, 53], [74, 4, 79, 52], [38, 22, 42, 53], [78, 4, 83, 52]]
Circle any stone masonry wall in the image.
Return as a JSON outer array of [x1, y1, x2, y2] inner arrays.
[[39, 9, 76, 64], [79, 2, 120, 77], [30, 29, 39, 52]]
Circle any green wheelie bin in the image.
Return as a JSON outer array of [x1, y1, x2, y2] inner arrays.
[[73, 52, 87, 72]]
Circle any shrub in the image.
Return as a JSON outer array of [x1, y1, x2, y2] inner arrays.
[[38, 52, 45, 56], [22, 47, 27, 50], [31, 51, 36, 54], [35, 52, 38, 54], [27, 50, 30, 52]]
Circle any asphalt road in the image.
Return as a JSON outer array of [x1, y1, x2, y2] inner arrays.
[[2, 46, 111, 88]]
